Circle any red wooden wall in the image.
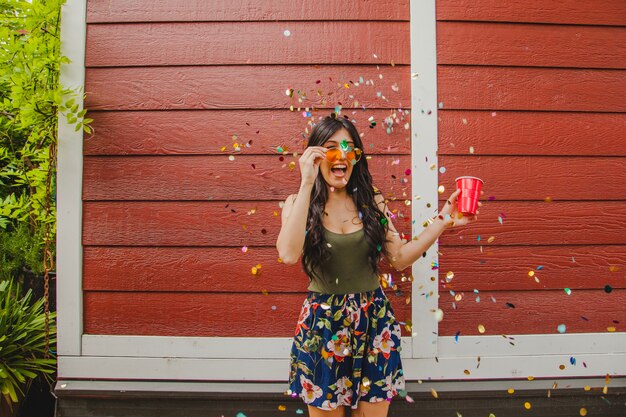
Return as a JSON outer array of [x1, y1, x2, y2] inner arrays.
[[82, 0, 413, 337], [436, 0, 626, 336]]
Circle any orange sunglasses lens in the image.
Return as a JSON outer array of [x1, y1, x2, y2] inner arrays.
[[348, 148, 362, 163], [325, 148, 342, 162], [325, 148, 362, 164]]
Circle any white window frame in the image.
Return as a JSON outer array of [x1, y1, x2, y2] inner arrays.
[[57, 0, 626, 385]]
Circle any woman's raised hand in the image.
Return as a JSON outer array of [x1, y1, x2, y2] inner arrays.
[[298, 146, 327, 186], [439, 189, 484, 227]]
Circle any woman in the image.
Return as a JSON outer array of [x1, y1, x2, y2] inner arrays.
[[276, 115, 480, 417]]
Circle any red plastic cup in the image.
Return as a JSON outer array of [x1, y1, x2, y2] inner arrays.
[[455, 176, 484, 215]]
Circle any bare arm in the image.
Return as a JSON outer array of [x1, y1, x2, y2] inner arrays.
[[377, 190, 480, 271], [276, 186, 312, 264], [276, 146, 327, 264]]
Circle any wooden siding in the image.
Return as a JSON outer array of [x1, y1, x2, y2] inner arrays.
[[436, 0, 626, 336], [83, 1, 412, 338]]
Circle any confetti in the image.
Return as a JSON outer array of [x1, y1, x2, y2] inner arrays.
[[438, 185, 445, 194], [487, 236, 495, 243], [283, 30, 291, 37], [435, 308, 444, 322], [557, 324, 567, 334], [580, 408, 587, 416], [431, 388, 438, 398], [507, 388, 515, 394], [446, 271, 454, 280], [278, 405, 287, 411], [564, 288, 572, 295], [604, 285, 613, 293], [478, 324, 485, 333], [524, 402, 532, 410], [296, 410, 304, 415], [242, 246, 248, 253], [236, 413, 247, 417]]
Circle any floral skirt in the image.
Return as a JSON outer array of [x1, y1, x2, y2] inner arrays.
[[287, 286, 405, 410]]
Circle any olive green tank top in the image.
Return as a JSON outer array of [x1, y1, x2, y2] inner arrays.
[[305, 227, 380, 294]]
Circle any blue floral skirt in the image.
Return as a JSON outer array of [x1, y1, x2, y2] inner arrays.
[[287, 286, 405, 410]]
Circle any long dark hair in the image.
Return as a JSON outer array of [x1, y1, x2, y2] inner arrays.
[[302, 115, 389, 276]]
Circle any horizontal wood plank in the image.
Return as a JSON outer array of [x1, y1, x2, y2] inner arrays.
[[82, 201, 626, 247], [83, 247, 413, 293], [438, 110, 626, 156], [438, 245, 626, 291], [438, 21, 626, 69], [83, 289, 624, 337], [438, 201, 626, 246], [86, 0, 410, 23], [86, 21, 410, 67], [83, 155, 412, 200], [437, 155, 626, 201], [438, 289, 626, 336], [82, 201, 413, 246], [83, 291, 413, 337], [437, 0, 626, 26], [83, 155, 626, 201], [438, 66, 626, 112], [84, 66, 411, 111], [83, 245, 625, 292], [84, 109, 412, 155]]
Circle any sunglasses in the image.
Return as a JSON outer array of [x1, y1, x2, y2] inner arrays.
[[325, 147, 363, 165]]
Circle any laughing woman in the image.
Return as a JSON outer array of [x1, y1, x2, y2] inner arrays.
[[277, 115, 480, 417]]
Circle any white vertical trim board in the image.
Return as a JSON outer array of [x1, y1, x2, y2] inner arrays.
[[58, 355, 626, 381], [57, 0, 86, 356], [409, 0, 439, 358]]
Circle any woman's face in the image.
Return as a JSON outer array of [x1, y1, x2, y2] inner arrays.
[[319, 128, 359, 190]]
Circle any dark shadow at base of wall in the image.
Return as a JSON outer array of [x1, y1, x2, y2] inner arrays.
[[56, 389, 626, 417]]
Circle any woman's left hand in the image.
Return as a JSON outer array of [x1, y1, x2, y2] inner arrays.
[[439, 189, 483, 227]]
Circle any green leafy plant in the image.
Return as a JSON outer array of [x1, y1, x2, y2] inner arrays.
[[0, 279, 56, 413], [1, 0, 89, 240], [0, 223, 44, 281]]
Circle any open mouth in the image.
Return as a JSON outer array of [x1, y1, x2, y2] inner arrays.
[[330, 164, 348, 177]]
